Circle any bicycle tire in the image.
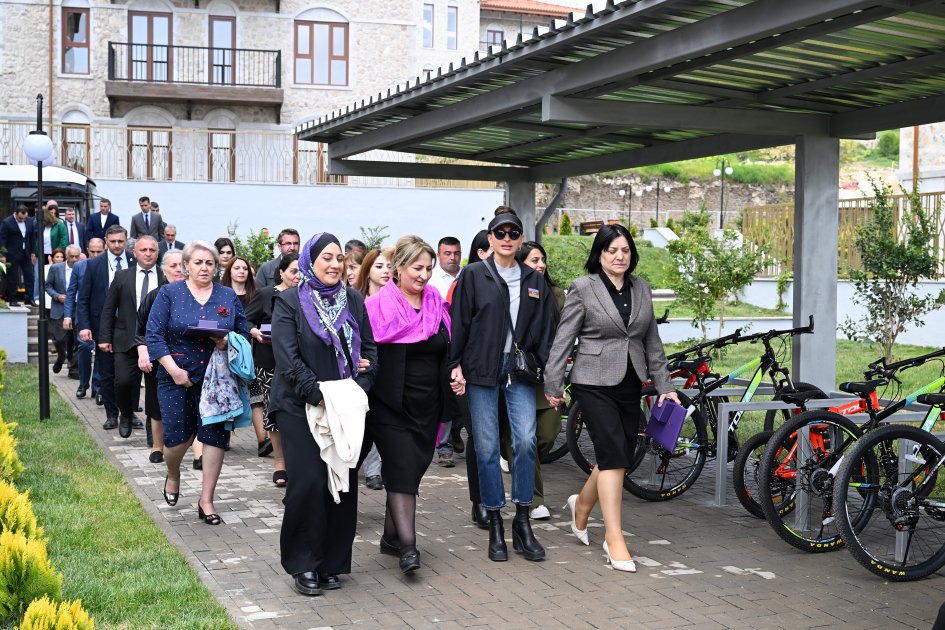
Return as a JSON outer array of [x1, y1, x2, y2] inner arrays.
[[565, 400, 593, 474], [758, 410, 865, 552], [624, 391, 708, 501], [834, 424, 945, 581], [541, 400, 571, 464], [733, 430, 773, 519], [762, 381, 828, 432]]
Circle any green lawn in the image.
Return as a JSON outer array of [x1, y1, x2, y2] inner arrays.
[[1, 365, 238, 630]]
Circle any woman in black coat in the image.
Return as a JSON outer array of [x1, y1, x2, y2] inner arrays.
[[269, 233, 377, 597]]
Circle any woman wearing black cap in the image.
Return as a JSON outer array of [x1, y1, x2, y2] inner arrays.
[[448, 207, 557, 562], [269, 232, 377, 596]]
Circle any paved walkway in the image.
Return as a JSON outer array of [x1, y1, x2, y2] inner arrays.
[[53, 372, 944, 629]]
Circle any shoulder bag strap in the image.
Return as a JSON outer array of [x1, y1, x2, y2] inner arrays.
[[481, 261, 520, 351]]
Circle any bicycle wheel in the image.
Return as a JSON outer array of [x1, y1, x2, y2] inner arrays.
[[758, 410, 865, 552], [625, 391, 708, 501], [541, 399, 570, 464], [834, 424, 945, 581], [762, 381, 827, 432], [733, 430, 773, 519], [565, 400, 593, 474]]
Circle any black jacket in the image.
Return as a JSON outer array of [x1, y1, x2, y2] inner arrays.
[[448, 257, 556, 387], [0, 215, 36, 261], [268, 286, 378, 419], [100, 266, 164, 353], [370, 327, 455, 419], [245, 285, 280, 371]]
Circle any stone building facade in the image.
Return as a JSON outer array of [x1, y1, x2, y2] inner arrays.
[[478, 0, 572, 52]]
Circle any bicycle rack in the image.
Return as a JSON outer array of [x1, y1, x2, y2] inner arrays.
[[711, 399, 929, 507]]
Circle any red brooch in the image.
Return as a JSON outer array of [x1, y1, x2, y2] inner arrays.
[[217, 306, 229, 317]]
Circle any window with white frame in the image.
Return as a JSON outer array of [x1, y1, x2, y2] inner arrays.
[[446, 3, 458, 50], [422, 4, 434, 48]]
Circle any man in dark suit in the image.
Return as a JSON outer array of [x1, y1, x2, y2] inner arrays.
[[45, 245, 82, 373], [65, 238, 105, 396], [99, 235, 162, 438], [85, 198, 121, 241], [77, 225, 134, 429], [158, 224, 184, 258], [129, 196, 166, 240], [61, 208, 87, 252], [0, 205, 37, 306]]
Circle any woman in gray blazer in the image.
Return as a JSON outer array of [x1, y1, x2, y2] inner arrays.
[[544, 224, 679, 573]]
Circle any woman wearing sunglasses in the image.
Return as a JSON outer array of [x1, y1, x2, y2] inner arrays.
[[448, 207, 557, 563]]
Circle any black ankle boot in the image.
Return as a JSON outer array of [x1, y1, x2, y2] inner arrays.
[[512, 504, 546, 561], [487, 509, 508, 562], [471, 502, 488, 529]]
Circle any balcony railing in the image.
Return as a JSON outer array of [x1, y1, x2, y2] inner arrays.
[[107, 42, 281, 88]]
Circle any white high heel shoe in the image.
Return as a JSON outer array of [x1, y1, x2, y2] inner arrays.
[[602, 541, 637, 573], [564, 494, 589, 545]]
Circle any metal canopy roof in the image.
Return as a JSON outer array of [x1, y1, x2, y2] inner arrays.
[[296, 0, 945, 182]]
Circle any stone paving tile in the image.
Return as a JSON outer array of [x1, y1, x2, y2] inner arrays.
[[50, 372, 945, 629]]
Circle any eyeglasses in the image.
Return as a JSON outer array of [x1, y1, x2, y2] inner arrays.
[[491, 227, 522, 241]]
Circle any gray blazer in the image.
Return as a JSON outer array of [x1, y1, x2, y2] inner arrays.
[[45, 261, 71, 320], [129, 211, 166, 240], [544, 274, 673, 397]]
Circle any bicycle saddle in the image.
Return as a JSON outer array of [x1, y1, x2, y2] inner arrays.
[[839, 379, 887, 395], [780, 390, 823, 407], [916, 393, 945, 406], [673, 355, 710, 371]]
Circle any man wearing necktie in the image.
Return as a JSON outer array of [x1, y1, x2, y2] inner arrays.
[[77, 225, 134, 429], [130, 195, 166, 241], [62, 207, 87, 252], [100, 236, 163, 438]]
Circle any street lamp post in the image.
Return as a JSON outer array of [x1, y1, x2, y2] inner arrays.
[[654, 178, 672, 225], [618, 185, 632, 225], [713, 158, 734, 229], [23, 93, 55, 421]]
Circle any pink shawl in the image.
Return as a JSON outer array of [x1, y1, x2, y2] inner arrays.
[[365, 280, 451, 344]]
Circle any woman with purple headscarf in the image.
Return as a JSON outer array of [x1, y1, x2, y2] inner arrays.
[[268, 232, 377, 597], [363, 235, 451, 574]]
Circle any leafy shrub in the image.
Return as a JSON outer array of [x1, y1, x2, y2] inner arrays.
[[559, 212, 572, 235], [876, 130, 899, 161], [18, 596, 94, 630], [544, 235, 674, 289], [359, 225, 389, 250], [226, 221, 274, 271], [0, 420, 23, 484], [0, 481, 42, 540], [0, 531, 62, 622]]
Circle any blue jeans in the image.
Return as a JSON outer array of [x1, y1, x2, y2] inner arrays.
[[77, 336, 97, 389], [466, 354, 537, 509], [363, 445, 382, 478]]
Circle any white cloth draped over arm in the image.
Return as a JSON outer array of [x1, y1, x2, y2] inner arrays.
[[305, 379, 370, 503]]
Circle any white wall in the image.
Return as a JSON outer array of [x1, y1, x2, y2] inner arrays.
[[94, 180, 504, 252]]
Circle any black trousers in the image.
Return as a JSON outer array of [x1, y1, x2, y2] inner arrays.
[[96, 346, 119, 418], [276, 410, 359, 576], [456, 393, 480, 504], [5, 255, 32, 302], [114, 349, 144, 420]]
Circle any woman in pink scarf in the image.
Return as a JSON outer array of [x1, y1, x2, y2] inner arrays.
[[364, 235, 451, 574]]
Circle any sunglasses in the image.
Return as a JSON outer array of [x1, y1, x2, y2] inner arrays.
[[491, 227, 522, 241]]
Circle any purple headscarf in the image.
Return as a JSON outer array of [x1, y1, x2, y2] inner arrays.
[[298, 232, 361, 379], [366, 279, 450, 344]]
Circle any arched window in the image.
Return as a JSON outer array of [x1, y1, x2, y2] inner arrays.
[[294, 8, 348, 86]]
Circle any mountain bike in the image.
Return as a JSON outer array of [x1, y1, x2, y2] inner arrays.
[[757, 347, 945, 553], [833, 394, 945, 581]]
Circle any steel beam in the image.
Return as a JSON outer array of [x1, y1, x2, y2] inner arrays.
[[474, 125, 650, 160], [327, 159, 532, 182], [829, 93, 945, 137], [528, 133, 789, 181], [542, 96, 830, 135]]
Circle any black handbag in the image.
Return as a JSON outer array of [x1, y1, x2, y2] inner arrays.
[[483, 262, 543, 384]]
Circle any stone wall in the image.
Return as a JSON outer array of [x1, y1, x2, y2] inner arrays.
[[479, 10, 558, 50], [535, 174, 794, 231]]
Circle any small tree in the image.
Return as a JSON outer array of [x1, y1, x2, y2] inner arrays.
[[359, 225, 390, 250], [227, 221, 274, 271], [559, 212, 572, 235], [668, 206, 767, 339], [841, 179, 945, 361]]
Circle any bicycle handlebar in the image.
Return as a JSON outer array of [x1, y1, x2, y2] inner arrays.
[[869, 347, 945, 378], [739, 315, 815, 345], [656, 309, 670, 325], [667, 328, 743, 361]]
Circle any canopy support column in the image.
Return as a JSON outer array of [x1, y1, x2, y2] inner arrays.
[[507, 181, 537, 241], [792, 135, 840, 391]]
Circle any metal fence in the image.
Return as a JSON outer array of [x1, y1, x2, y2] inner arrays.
[[108, 42, 281, 88], [742, 192, 945, 277], [0, 120, 499, 190]]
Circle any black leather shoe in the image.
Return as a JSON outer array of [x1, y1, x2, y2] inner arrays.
[[487, 510, 508, 562], [68, 371, 79, 380], [118, 416, 132, 438], [379, 536, 400, 557], [292, 572, 321, 596], [365, 475, 384, 490], [102, 417, 118, 430], [317, 573, 341, 590], [95, 394, 104, 406], [76, 386, 87, 399], [52, 357, 64, 374], [149, 451, 164, 464], [131, 415, 144, 429], [399, 546, 421, 574], [511, 504, 546, 561], [471, 503, 489, 529]]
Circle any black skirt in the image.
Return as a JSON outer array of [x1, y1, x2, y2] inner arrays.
[[570, 365, 643, 470]]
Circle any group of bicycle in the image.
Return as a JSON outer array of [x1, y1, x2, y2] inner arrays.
[[546, 312, 945, 582]]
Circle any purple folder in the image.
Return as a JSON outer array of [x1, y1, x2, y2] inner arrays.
[[646, 399, 687, 452], [260, 324, 272, 339], [184, 320, 229, 339]]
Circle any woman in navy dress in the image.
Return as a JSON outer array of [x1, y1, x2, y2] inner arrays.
[[146, 240, 251, 525]]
